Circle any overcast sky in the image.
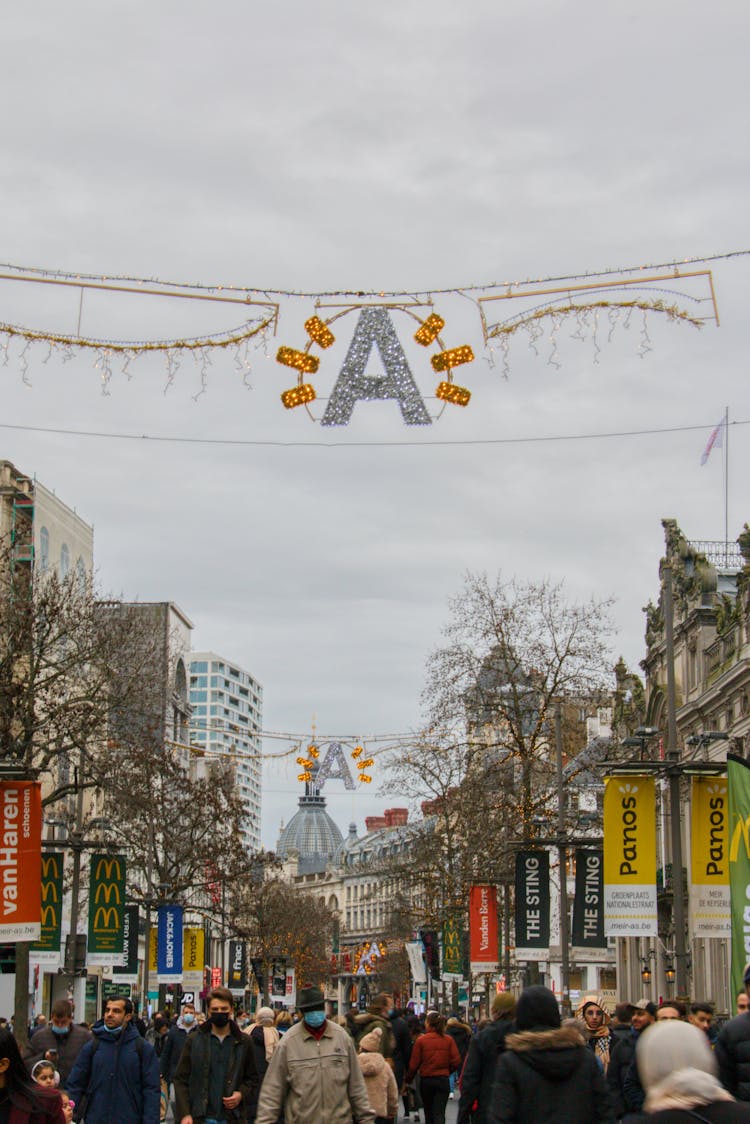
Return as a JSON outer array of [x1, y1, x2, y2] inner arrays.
[[1, 1, 748, 847]]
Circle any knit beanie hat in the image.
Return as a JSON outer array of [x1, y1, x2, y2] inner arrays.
[[491, 993, 516, 1019], [515, 985, 561, 1031], [359, 1025, 383, 1052]]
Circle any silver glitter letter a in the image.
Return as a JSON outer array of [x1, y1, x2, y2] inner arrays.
[[321, 307, 431, 426]]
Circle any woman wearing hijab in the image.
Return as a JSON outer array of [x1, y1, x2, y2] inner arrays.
[[576, 994, 614, 1074], [635, 1019, 750, 1121]]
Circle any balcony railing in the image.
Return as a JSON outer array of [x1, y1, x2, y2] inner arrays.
[[688, 540, 743, 570]]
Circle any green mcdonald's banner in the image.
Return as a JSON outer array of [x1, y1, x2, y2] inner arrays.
[[442, 916, 462, 979], [728, 754, 750, 999], [87, 853, 126, 965], [31, 853, 64, 960]]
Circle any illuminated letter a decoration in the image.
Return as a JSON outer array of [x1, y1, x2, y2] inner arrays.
[[322, 308, 431, 427]]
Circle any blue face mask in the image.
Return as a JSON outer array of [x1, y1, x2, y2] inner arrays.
[[50, 1024, 69, 1036], [303, 1010, 326, 1029], [103, 1023, 123, 1035]]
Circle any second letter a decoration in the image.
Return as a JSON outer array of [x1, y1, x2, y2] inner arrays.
[[603, 776, 657, 936], [322, 308, 431, 427]]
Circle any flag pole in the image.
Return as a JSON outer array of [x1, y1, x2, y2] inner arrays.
[[724, 405, 729, 567]]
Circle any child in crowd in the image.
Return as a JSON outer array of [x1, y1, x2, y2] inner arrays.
[[31, 1060, 59, 1088], [58, 1091, 74, 1123]]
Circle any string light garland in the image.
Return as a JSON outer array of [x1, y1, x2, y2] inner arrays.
[[0, 255, 726, 411]]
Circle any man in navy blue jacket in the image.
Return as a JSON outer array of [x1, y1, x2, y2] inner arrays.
[[67, 995, 160, 1123]]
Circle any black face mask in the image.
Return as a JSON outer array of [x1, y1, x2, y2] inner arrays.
[[210, 1012, 230, 1028]]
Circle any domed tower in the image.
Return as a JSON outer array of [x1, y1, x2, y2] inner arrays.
[[276, 760, 344, 874]]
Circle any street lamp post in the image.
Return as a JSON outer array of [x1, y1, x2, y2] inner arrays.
[[554, 702, 571, 1016]]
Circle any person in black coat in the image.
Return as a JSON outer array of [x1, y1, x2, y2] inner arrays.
[[489, 985, 615, 1124], [388, 1006, 412, 1098], [717, 976, 750, 1104], [607, 1000, 656, 1119], [458, 993, 516, 1124], [160, 1001, 198, 1092]]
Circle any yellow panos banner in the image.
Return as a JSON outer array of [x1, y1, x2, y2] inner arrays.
[[603, 776, 657, 935], [149, 927, 158, 972], [690, 777, 730, 937], [183, 927, 205, 990]]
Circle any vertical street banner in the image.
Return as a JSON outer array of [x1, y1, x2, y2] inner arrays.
[[442, 916, 462, 979], [228, 939, 248, 990], [469, 884, 499, 973], [31, 852, 64, 960], [183, 928, 205, 991], [514, 852, 550, 960], [0, 780, 42, 941], [157, 904, 183, 982], [690, 776, 730, 938], [603, 776, 657, 935], [87, 854, 126, 963], [571, 849, 606, 951], [113, 906, 140, 981], [728, 754, 750, 999]]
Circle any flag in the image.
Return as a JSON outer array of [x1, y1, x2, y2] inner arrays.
[[701, 416, 726, 465]]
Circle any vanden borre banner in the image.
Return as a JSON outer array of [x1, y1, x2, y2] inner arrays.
[[514, 851, 550, 961], [572, 849, 606, 950], [87, 854, 126, 964], [469, 884, 499, 973], [690, 776, 730, 938], [0, 780, 42, 941], [31, 852, 64, 961], [603, 776, 657, 936], [728, 754, 750, 999]]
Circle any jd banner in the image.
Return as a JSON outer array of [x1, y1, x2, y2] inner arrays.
[[728, 754, 750, 999], [113, 906, 140, 981], [157, 904, 184, 981], [690, 776, 730, 938], [514, 851, 550, 960], [31, 852, 64, 961], [571, 849, 606, 950], [0, 780, 42, 941], [87, 854, 126, 963], [603, 776, 657, 936]]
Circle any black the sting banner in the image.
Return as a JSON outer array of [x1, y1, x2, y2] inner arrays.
[[514, 850, 550, 956], [227, 940, 248, 989], [571, 849, 606, 948]]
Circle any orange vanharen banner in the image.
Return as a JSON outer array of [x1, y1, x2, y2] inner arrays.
[[469, 884, 499, 973], [0, 780, 42, 941]]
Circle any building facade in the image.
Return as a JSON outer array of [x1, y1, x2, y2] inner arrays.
[[190, 651, 263, 852]]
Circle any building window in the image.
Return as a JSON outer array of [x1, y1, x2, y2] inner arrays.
[[60, 543, 70, 578], [76, 557, 86, 588], [39, 526, 49, 572]]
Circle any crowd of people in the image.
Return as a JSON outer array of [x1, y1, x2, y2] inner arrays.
[[8, 971, 750, 1122]]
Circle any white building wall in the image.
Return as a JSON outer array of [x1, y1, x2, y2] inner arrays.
[[190, 651, 262, 852]]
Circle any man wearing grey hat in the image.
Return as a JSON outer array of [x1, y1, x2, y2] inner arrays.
[[255, 986, 375, 1124]]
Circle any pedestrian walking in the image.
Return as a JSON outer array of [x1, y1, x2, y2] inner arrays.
[[0, 1028, 65, 1123], [458, 992, 516, 1124], [255, 985, 375, 1124], [717, 963, 750, 1101], [246, 1007, 279, 1089], [160, 1001, 198, 1116], [66, 995, 161, 1124], [357, 1026, 399, 1124], [350, 994, 396, 1061], [172, 986, 258, 1124], [406, 1011, 461, 1124], [607, 998, 655, 1119], [387, 1005, 412, 1114], [446, 1015, 472, 1098], [23, 1000, 91, 1086], [636, 1018, 750, 1120], [576, 994, 614, 1074], [490, 984, 615, 1123]]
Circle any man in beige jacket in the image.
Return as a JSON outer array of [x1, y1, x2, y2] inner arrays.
[[255, 986, 375, 1124]]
